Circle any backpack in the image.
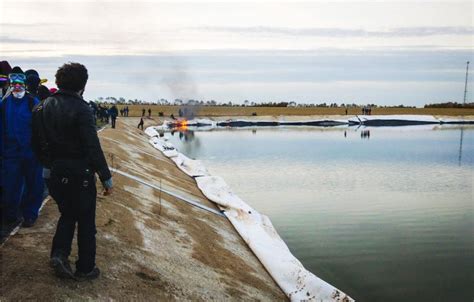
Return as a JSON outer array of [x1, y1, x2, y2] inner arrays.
[[31, 99, 52, 167]]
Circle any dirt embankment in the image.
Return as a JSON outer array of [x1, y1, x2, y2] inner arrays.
[[0, 117, 287, 301], [114, 105, 474, 117]]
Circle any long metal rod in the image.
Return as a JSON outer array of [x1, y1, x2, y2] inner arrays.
[[463, 61, 469, 104], [110, 168, 226, 217]]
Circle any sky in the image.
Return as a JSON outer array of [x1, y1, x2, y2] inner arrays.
[[1, 0, 473, 106]]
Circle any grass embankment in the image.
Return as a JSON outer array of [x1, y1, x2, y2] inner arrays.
[[115, 105, 474, 117]]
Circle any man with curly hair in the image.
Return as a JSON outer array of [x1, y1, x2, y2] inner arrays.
[[32, 62, 113, 281]]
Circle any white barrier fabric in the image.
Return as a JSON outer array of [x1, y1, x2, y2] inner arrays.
[[171, 153, 210, 177], [149, 137, 179, 157], [145, 127, 160, 137], [348, 114, 440, 123], [144, 126, 354, 301]]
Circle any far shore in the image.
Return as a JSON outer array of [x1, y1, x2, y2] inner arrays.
[[112, 105, 474, 117]]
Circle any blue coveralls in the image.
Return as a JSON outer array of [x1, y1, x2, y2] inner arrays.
[[1, 93, 44, 222]]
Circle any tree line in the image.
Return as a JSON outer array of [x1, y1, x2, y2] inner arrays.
[[95, 96, 474, 109]]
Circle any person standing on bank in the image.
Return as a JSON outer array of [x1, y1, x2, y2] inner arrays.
[[31, 62, 113, 281], [109, 104, 118, 129], [1, 69, 44, 232]]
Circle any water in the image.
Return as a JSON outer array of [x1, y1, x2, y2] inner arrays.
[[167, 126, 473, 302]]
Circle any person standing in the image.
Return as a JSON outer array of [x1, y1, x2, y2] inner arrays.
[[1, 69, 44, 234], [141, 108, 145, 117], [109, 104, 118, 129], [25, 69, 41, 99], [148, 108, 151, 117], [137, 117, 144, 130], [31, 62, 113, 280], [0, 61, 12, 98]]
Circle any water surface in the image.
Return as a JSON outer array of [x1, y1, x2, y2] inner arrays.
[[167, 126, 473, 302]]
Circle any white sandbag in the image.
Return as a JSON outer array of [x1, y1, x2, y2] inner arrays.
[[171, 153, 210, 177]]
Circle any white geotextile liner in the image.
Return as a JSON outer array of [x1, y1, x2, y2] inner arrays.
[[187, 118, 215, 126], [194, 176, 253, 212], [145, 127, 160, 137], [348, 114, 440, 123], [149, 136, 178, 158], [171, 153, 210, 177], [145, 130, 354, 301], [196, 176, 353, 302]]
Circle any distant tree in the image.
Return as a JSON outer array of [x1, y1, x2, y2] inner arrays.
[[424, 101, 474, 108]]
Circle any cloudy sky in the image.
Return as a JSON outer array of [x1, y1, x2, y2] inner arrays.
[[1, 0, 473, 106]]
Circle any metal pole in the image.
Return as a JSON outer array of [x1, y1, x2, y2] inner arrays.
[[109, 168, 226, 218], [463, 61, 469, 105]]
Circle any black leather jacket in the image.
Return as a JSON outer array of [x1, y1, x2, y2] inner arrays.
[[33, 89, 111, 182]]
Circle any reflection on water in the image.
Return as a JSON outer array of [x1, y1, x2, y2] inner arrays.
[[360, 130, 370, 139], [458, 128, 464, 166], [166, 126, 473, 302]]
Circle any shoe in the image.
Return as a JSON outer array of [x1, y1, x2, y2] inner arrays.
[[50, 256, 75, 279], [74, 267, 100, 281], [22, 219, 36, 228]]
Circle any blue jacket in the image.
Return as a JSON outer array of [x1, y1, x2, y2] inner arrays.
[[1, 93, 39, 158]]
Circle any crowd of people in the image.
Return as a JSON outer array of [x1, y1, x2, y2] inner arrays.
[[88, 103, 119, 129], [362, 107, 372, 115], [1, 60, 113, 281]]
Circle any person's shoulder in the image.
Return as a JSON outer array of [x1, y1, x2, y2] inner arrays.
[[78, 99, 93, 112]]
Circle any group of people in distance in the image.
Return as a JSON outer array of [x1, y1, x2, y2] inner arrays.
[[1, 61, 113, 281], [89, 103, 119, 129]]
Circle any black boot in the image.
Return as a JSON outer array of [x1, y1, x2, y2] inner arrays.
[[50, 253, 75, 279], [74, 267, 100, 281]]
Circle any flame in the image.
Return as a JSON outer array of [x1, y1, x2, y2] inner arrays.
[[176, 119, 188, 129]]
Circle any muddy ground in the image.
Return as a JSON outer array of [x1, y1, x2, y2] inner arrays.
[[0, 117, 287, 301]]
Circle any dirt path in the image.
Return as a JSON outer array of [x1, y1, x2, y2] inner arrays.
[[0, 117, 286, 301]]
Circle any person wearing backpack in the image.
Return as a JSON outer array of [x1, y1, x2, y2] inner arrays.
[[1, 68, 44, 235], [31, 62, 113, 281]]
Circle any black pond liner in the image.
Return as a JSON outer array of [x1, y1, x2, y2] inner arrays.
[[168, 119, 474, 129]]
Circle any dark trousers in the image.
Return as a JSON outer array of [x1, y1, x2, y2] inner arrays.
[[111, 117, 116, 128], [49, 166, 97, 273], [2, 155, 44, 222]]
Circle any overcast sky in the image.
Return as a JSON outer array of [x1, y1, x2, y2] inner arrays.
[[1, 0, 473, 106]]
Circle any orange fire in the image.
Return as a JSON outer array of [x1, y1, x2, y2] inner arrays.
[[176, 119, 188, 129]]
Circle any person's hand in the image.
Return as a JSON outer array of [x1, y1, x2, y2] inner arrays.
[[103, 187, 113, 196], [102, 178, 113, 196]]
